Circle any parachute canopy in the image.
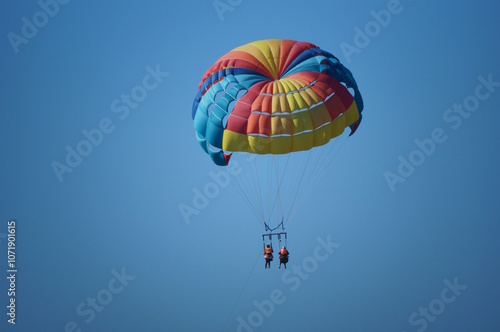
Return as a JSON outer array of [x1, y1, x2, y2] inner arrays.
[[192, 39, 363, 166]]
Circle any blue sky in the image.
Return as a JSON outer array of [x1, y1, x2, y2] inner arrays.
[[1, 1, 500, 331]]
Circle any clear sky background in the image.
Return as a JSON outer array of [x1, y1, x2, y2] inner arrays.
[[1, 1, 500, 331]]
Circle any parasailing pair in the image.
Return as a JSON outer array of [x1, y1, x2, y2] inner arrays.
[[192, 39, 364, 248]]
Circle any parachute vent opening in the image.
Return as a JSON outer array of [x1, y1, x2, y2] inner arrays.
[[207, 103, 215, 117], [227, 100, 236, 113], [207, 142, 222, 153], [214, 90, 225, 103], [236, 89, 248, 99], [324, 92, 335, 102], [226, 82, 238, 90], [347, 87, 355, 97]]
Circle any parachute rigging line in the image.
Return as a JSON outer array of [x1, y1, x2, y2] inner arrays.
[[285, 132, 350, 227], [264, 218, 285, 233], [221, 250, 261, 332]]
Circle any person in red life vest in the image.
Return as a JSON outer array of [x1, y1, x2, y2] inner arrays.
[[264, 244, 274, 269], [279, 246, 289, 269]]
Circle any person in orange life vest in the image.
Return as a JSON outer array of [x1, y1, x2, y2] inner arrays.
[[279, 246, 289, 269], [264, 244, 274, 269]]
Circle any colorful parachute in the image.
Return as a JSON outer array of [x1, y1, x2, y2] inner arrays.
[[192, 39, 363, 166]]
